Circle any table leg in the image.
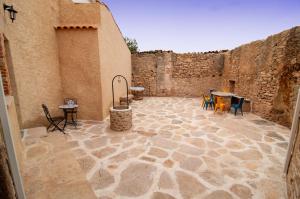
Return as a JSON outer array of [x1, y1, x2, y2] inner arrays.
[[71, 112, 77, 129], [63, 110, 68, 130]]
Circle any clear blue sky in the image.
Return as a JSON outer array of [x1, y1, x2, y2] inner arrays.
[[103, 0, 300, 53]]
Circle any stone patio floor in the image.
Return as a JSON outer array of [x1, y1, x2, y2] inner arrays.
[[25, 97, 291, 199]]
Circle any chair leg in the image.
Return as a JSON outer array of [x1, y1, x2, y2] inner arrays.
[[54, 123, 65, 134], [71, 113, 77, 128], [241, 108, 243, 116], [234, 108, 237, 116], [47, 124, 52, 131]]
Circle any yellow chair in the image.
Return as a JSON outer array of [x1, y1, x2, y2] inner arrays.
[[215, 96, 226, 113]]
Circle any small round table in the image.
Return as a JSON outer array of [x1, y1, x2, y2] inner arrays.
[[59, 104, 79, 129], [130, 87, 145, 100]]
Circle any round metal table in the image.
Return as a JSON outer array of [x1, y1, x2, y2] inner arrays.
[[59, 104, 78, 129], [130, 86, 145, 100]]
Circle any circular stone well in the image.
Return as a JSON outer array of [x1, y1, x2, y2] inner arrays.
[[110, 105, 132, 131]]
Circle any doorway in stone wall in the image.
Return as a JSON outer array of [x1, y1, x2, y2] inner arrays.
[[229, 80, 235, 93]]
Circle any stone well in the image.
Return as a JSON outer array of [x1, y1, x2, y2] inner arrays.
[[110, 105, 132, 131]]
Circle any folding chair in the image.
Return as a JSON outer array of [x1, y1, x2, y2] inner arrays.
[[42, 104, 65, 133]]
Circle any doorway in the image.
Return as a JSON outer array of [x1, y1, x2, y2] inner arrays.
[[229, 80, 236, 93]]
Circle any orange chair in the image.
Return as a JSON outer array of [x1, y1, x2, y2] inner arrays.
[[214, 96, 226, 113]]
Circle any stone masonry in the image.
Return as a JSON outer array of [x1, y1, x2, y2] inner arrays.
[[110, 107, 132, 131], [132, 27, 300, 128], [0, 34, 11, 96], [287, 122, 300, 199], [132, 50, 224, 97], [0, 121, 16, 199]]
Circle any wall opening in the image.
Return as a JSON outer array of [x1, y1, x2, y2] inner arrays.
[[229, 80, 235, 93]]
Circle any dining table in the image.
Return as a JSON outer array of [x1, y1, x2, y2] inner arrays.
[[211, 91, 238, 111], [211, 91, 251, 112], [59, 104, 79, 130]]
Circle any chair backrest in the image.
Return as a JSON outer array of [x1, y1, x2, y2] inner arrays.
[[210, 94, 214, 102], [42, 104, 52, 122], [64, 98, 77, 105], [204, 95, 213, 102], [239, 98, 244, 107]]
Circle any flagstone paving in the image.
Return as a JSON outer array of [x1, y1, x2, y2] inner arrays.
[[63, 97, 290, 199]]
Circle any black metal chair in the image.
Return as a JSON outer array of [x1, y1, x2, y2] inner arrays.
[[42, 104, 65, 133], [64, 98, 78, 122], [230, 98, 244, 116]]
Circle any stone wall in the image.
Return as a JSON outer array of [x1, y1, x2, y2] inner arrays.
[[132, 27, 300, 127], [132, 51, 224, 97], [287, 122, 300, 199], [222, 27, 300, 127], [0, 121, 16, 199], [0, 34, 11, 96]]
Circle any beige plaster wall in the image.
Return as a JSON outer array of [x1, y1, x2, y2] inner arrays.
[[59, 0, 101, 25], [57, 29, 102, 120], [99, 4, 131, 118], [0, 0, 63, 128]]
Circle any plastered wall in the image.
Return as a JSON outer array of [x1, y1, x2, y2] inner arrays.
[[0, 0, 63, 128], [0, 0, 131, 126], [99, 4, 132, 118], [57, 29, 103, 120]]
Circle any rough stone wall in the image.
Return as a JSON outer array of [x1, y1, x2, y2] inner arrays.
[[0, 34, 11, 95], [222, 27, 300, 127], [0, 121, 16, 199], [132, 52, 159, 96], [287, 122, 300, 199], [132, 51, 224, 97], [172, 53, 224, 96], [132, 27, 300, 127]]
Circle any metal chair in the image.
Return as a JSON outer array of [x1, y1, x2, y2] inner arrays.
[[202, 95, 214, 110], [64, 98, 78, 122], [42, 104, 65, 133], [230, 98, 244, 116]]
